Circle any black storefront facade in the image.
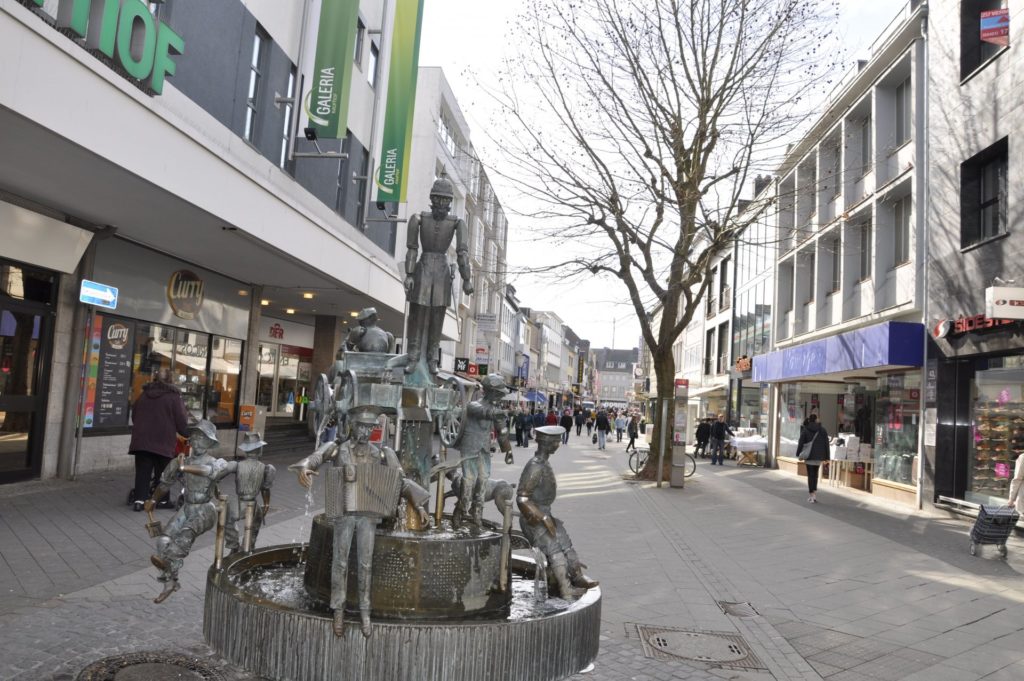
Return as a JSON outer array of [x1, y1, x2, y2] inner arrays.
[[929, 315, 1024, 509]]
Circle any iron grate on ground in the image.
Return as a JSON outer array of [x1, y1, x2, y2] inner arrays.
[[76, 650, 228, 681], [633, 623, 767, 671]]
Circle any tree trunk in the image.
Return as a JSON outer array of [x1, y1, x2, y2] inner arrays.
[[640, 346, 677, 480]]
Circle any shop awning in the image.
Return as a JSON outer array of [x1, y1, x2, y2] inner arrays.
[[525, 390, 547, 403], [753, 321, 924, 383], [687, 384, 727, 399]]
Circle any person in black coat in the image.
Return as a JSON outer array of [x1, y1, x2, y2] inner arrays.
[[708, 414, 733, 466], [796, 414, 830, 503], [694, 418, 712, 458], [518, 410, 533, 447], [559, 410, 574, 444]]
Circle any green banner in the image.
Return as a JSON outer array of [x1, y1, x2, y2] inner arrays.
[[375, 0, 425, 202], [304, 0, 360, 139]]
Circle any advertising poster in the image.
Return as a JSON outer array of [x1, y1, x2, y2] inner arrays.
[[94, 316, 135, 427]]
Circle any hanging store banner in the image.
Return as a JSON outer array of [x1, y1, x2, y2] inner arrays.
[[985, 286, 1024, 320], [980, 9, 1010, 47], [305, 0, 361, 139], [374, 0, 425, 202]]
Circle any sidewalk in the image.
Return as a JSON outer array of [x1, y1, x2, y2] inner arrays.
[[1, 432, 1023, 680]]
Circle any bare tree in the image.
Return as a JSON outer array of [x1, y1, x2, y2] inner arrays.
[[491, 0, 841, 475]]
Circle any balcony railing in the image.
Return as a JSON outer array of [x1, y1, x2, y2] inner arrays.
[[719, 287, 731, 312], [705, 298, 717, 319]]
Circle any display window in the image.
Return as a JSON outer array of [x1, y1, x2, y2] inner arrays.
[[872, 372, 920, 486], [967, 355, 1024, 506], [85, 314, 243, 430]]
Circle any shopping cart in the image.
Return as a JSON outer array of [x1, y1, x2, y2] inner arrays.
[[969, 505, 1019, 557]]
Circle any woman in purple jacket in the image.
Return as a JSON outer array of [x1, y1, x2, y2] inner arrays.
[[128, 369, 189, 511]]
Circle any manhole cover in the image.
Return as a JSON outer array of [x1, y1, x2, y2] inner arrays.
[[635, 625, 766, 671], [719, 600, 759, 617], [77, 652, 227, 681]]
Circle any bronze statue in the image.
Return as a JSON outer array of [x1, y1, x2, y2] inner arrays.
[[403, 177, 473, 374], [453, 374, 514, 529], [517, 425, 598, 599], [345, 307, 394, 353], [290, 409, 429, 637], [226, 432, 276, 554], [145, 420, 233, 603]]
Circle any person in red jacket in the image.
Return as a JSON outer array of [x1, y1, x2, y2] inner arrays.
[[545, 409, 558, 426], [128, 369, 189, 511]]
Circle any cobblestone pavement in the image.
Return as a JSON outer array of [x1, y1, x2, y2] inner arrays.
[[1, 433, 1023, 680]]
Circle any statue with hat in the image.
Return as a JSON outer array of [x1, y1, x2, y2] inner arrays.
[[517, 425, 599, 599], [220, 432, 276, 555], [289, 408, 430, 638], [453, 373, 514, 530], [144, 419, 235, 603], [402, 176, 473, 374], [345, 307, 395, 353]]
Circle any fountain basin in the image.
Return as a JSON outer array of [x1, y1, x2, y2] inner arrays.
[[204, 544, 601, 681], [304, 514, 509, 619]]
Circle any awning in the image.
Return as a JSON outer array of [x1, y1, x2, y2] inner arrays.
[[687, 384, 727, 399], [501, 392, 528, 404], [753, 321, 924, 383], [525, 389, 547, 403]]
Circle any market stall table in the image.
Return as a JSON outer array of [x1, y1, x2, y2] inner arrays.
[[730, 436, 768, 466]]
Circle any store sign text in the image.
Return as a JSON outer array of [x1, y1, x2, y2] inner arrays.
[[932, 314, 1015, 339], [31, 0, 185, 95], [167, 270, 205, 320]]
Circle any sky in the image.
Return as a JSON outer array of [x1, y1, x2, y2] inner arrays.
[[417, 0, 904, 350]]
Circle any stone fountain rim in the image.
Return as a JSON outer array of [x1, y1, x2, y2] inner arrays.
[[212, 543, 601, 624]]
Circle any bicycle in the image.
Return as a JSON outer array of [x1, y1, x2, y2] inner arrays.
[[629, 448, 696, 477]]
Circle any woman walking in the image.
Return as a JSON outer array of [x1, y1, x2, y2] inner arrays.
[[127, 369, 189, 511], [625, 415, 639, 452], [796, 414, 830, 503]]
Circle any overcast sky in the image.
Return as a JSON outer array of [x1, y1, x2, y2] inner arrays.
[[418, 0, 905, 350]]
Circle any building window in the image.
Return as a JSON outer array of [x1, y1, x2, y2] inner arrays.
[[894, 195, 911, 264], [961, 1, 1008, 79], [805, 252, 815, 303], [279, 66, 296, 170], [355, 147, 369, 229], [895, 77, 911, 146], [860, 116, 871, 177], [961, 137, 1008, 248], [354, 18, 365, 65], [244, 28, 268, 143], [830, 236, 841, 292], [704, 328, 714, 376], [367, 41, 379, 87], [716, 322, 729, 374], [859, 220, 872, 281]]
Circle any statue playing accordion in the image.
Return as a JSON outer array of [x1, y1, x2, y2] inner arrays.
[[290, 408, 429, 638]]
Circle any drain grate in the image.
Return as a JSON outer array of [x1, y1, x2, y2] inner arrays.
[[634, 625, 766, 671], [77, 651, 227, 681], [719, 600, 759, 618]]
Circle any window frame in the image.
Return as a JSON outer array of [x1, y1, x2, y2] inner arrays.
[[829, 236, 842, 293], [895, 77, 912, 147], [961, 137, 1009, 249], [893, 195, 911, 265], [279, 66, 297, 170], [367, 40, 380, 87], [243, 27, 269, 144], [858, 220, 872, 282]]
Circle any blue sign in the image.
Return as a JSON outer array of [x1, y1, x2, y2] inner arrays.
[[79, 279, 119, 310]]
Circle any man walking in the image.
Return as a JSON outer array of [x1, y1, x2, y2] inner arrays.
[[595, 410, 611, 450], [709, 414, 733, 466]]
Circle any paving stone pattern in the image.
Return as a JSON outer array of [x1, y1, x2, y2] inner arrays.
[[1, 434, 1024, 680]]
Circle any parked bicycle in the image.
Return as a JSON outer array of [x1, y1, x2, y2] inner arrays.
[[629, 448, 696, 477]]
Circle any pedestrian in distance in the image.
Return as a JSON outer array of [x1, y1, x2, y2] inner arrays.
[[518, 409, 533, 447], [559, 409, 574, 444], [796, 413, 830, 503], [695, 418, 712, 458], [574, 409, 585, 437], [585, 414, 594, 437], [625, 415, 639, 452], [614, 412, 626, 442], [546, 409, 558, 426], [708, 414, 733, 466], [595, 410, 611, 450], [514, 407, 525, 448], [532, 408, 546, 432], [128, 368, 189, 511]]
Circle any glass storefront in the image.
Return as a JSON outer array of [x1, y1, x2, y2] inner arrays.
[[872, 372, 920, 486], [966, 355, 1024, 506], [86, 314, 243, 430], [256, 342, 312, 416], [0, 258, 57, 482]]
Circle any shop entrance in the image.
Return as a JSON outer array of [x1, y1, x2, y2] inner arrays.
[[0, 260, 57, 483], [256, 342, 312, 417]]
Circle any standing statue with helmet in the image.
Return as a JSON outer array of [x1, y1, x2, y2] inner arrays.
[[403, 176, 473, 374], [453, 374, 515, 530], [345, 307, 395, 353], [224, 431, 276, 555], [290, 408, 430, 638]]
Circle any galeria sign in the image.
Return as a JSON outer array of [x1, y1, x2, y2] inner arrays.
[[31, 0, 184, 95]]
